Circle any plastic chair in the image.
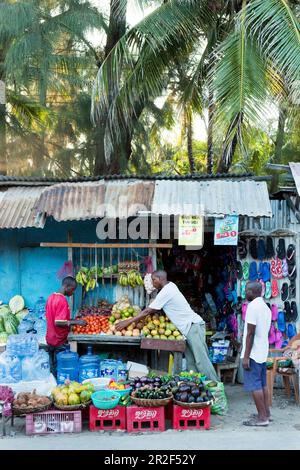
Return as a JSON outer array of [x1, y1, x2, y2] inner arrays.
[[267, 334, 300, 406]]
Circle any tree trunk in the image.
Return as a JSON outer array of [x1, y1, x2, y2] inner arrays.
[[187, 115, 195, 174], [270, 105, 287, 193], [207, 85, 214, 174], [94, 0, 127, 176], [0, 48, 7, 175]]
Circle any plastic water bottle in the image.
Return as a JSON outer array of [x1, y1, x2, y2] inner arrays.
[[57, 345, 79, 384], [22, 355, 38, 381], [34, 297, 46, 319], [34, 350, 50, 380], [8, 355, 22, 382], [0, 352, 9, 381], [117, 361, 127, 382], [35, 318, 47, 344], [78, 346, 100, 382], [100, 359, 118, 380]]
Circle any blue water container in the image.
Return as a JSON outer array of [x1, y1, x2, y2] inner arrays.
[[78, 346, 100, 382], [35, 296, 46, 319], [56, 345, 79, 384]]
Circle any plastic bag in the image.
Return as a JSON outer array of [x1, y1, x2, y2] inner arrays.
[[205, 381, 228, 415]]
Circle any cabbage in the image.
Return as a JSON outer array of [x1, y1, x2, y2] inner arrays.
[[0, 305, 11, 318], [9, 295, 25, 314]]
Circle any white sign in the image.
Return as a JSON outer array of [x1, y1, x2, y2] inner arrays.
[[178, 216, 204, 247]]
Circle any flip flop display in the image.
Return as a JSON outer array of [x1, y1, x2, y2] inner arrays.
[[276, 238, 286, 260], [242, 262, 249, 281], [238, 239, 248, 259], [275, 330, 283, 349], [271, 257, 283, 279], [262, 262, 270, 282], [281, 282, 289, 302], [288, 264, 297, 281], [236, 261, 243, 280], [271, 304, 278, 321], [289, 281, 296, 299], [277, 311, 286, 333], [282, 258, 289, 278], [249, 261, 258, 281], [290, 301, 298, 322], [265, 281, 271, 300], [286, 244, 296, 265], [271, 279, 279, 298]]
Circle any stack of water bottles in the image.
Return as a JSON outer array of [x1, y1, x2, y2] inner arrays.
[[0, 334, 50, 383], [17, 297, 47, 344], [100, 359, 127, 381]]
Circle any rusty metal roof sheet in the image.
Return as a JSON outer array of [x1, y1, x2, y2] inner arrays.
[[35, 180, 155, 221], [0, 186, 46, 229], [152, 180, 272, 217]]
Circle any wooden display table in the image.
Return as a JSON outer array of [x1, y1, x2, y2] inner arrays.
[[68, 334, 141, 352], [140, 338, 186, 374]]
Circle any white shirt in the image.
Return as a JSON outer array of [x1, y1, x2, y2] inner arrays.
[[241, 297, 271, 364], [149, 282, 204, 336]]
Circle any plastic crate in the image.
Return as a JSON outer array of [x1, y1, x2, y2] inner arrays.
[[26, 410, 82, 435], [172, 405, 210, 430], [165, 401, 173, 420], [126, 405, 165, 433], [89, 405, 126, 431]]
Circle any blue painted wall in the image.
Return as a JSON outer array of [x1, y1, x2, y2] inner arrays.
[[0, 218, 148, 313]]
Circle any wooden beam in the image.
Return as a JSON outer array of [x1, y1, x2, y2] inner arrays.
[[266, 163, 290, 172], [283, 194, 300, 223], [40, 242, 173, 249]]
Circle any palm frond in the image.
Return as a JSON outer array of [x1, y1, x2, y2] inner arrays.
[[0, 1, 38, 39], [245, 0, 300, 104], [8, 91, 51, 128]]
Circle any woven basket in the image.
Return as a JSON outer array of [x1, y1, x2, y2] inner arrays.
[[13, 400, 53, 416], [131, 392, 172, 407], [173, 398, 213, 409], [54, 400, 91, 411]]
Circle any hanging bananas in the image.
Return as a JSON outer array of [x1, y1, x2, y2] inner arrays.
[[75, 267, 97, 292], [117, 270, 144, 288]]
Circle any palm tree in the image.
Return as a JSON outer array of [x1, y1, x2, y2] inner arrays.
[[92, 0, 300, 174]]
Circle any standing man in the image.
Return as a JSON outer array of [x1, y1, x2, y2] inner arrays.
[[242, 281, 271, 427], [46, 276, 86, 377], [116, 270, 219, 381]]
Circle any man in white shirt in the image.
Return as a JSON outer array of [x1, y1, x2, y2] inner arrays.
[[241, 281, 271, 427], [116, 270, 218, 381]]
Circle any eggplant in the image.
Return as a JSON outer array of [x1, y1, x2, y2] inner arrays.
[[188, 396, 195, 403], [191, 387, 200, 398], [178, 384, 191, 393], [168, 380, 177, 388], [140, 377, 148, 384], [196, 396, 204, 403], [179, 392, 188, 403], [135, 382, 142, 388], [188, 382, 197, 388], [148, 378, 155, 384], [174, 393, 181, 401]]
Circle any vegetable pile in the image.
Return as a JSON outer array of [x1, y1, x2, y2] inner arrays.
[[0, 385, 14, 417], [52, 380, 94, 406], [72, 315, 110, 335], [107, 380, 131, 391], [78, 300, 112, 318], [0, 296, 27, 344], [172, 381, 213, 404]]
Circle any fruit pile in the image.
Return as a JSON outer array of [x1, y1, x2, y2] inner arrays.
[[13, 390, 51, 409], [78, 300, 112, 318], [118, 270, 144, 288], [142, 313, 183, 340], [108, 296, 143, 337], [107, 380, 131, 391], [72, 315, 110, 335], [52, 380, 94, 406]]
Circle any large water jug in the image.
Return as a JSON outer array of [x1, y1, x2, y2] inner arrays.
[[57, 345, 79, 384], [78, 346, 100, 382], [34, 350, 50, 380], [35, 318, 47, 344], [22, 355, 38, 381], [35, 296, 46, 319]]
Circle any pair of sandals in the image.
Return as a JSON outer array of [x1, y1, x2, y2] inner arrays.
[[285, 301, 298, 322], [269, 324, 284, 348]]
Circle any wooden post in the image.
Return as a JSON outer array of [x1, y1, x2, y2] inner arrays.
[[67, 231, 74, 316]]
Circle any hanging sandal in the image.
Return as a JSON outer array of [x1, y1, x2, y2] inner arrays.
[[276, 238, 286, 260], [271, 304, 278, 321], [281, 282, 289, 302], [288, 264, 297, 281], [240, 281, 247, 300], [266, 237, 275, 259], [257, 239, 266, 260], [289, 281, 296, 299], [286, 244, 296, 265], [271, 279, 279, 298], [271, 257, 283, 279], [236, 261, 243, 280], [265, 281, 271, 300], [282, 259, 289, 278], [275, 330, 283, 349], [242, 262, 249, 281], [287, 323, 297, 340], [238, 239, 248, 259], [249, 261, 258, 281], [284, 302, 292, 322], [290, 301, 298, 322], [277, 311, 286, 333], [249, 238, 258, 259], [262, 262, 271, 282], [269, 324, 276, 344]]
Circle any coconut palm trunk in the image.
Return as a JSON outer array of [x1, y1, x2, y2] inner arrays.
[[0, 47, 7, 176], [270, 104, 288, 193], [187, 114, 195, 174]]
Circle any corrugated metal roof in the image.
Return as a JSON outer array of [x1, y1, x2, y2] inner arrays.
[[0, 186, 46, 229], [152, 180, 272, 217], [289, 163, 300, 196], [35, 180, 155, 221]]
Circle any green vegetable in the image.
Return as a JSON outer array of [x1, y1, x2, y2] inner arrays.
[[4, 313, 18, 334], [0, 316, 5, 333], [0, 332, 8, 344], [9, 295, 25, 314], [0, 306, 11, 318], [16, 309, 29, 323]]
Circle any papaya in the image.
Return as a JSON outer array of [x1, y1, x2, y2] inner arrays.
[[80, 390, 92, 403]]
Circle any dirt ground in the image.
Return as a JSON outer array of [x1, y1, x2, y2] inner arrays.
[[1, 384, 300, 450]]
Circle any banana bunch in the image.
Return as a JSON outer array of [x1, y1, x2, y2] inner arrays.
[[76, 267, 97, 292], [118, 270, 144, 288]]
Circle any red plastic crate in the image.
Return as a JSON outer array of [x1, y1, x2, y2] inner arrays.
[[89, 405, 126, 431], [126, 405, 165, 433], [172, 405, 210, 430], [26, 410, 82, 435]]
